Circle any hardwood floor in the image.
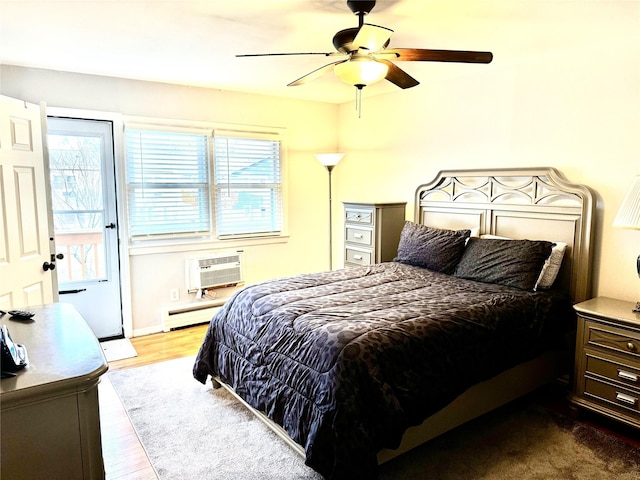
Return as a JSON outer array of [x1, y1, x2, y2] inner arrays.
[[106, 324, 208, 372], [99, 324, 208, 480]]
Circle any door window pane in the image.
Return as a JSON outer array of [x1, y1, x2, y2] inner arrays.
[[48, 133, 106, 283]]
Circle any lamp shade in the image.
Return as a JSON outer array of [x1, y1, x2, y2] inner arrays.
[[334, 57, 389, 87], [613, 175, 640, 229], [315, 153, 345, 167]]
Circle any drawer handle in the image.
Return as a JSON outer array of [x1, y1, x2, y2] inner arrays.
[[615, 392, 638, 406], [627, 342, 637, 352], [353, 233, 364, 239], [618, 370, 639, 383], [353, 255, 363, 261]]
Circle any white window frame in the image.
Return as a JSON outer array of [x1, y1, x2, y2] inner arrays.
[[123, 117, 288, 248], [213, 128, 285, 240]]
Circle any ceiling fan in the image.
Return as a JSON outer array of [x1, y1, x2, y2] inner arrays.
[[237, 0, 493, 94]]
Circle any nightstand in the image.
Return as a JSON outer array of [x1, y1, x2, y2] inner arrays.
[[569, 297, 640, 429], [343, 202, 406, 267]]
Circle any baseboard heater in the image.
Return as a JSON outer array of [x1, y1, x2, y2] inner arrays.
[[161, 299, 226, 332]]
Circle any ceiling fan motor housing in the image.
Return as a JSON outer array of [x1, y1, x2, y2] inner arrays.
[[347, 1, 376, 16]]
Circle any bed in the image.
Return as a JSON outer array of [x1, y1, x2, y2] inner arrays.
[[193, 167, 595, 479]]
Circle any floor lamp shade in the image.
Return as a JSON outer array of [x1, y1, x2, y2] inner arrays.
[[315, 153, 345, 270], [315, 153, 345, 169]]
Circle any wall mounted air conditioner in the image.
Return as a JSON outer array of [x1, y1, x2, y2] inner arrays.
[[186, 251, 244, 293]]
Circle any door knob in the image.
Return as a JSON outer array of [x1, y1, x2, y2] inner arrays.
[[43, 261, 56, 271], [43, 253, 63, 271], [106, 222, 116, 229]]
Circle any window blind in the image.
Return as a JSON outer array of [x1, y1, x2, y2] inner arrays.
[[214, 135, 282, 237], [125, 129, 211, 237]]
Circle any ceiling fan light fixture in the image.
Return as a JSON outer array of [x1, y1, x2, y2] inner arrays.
[[334, 57, 389, 87]]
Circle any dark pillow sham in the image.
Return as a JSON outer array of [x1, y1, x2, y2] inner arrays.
[[393, 222, 471, 274], [454, 237, 553, 290]]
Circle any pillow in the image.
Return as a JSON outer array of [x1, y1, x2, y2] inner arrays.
[[454, 237, 553, 290], [394, 222, 471, 274], [481, 235, 567, 290], [535, 242, 567, 290]]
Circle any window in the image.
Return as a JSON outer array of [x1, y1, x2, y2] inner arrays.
[[125, 128, 211, 237], [213, 132, 283, 238], [124, 120, 285, 242]]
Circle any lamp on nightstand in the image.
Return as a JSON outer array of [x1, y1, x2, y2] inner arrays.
[[613, 174, 640, 312], [315, 153, 345, 270]]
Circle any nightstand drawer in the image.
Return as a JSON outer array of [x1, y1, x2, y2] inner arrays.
[[346, 227, 373, 247], [585, 320, 640, 359], [585, 378, 640, 414], [345, 208, 373, 225], [345, 248, 372, 266], [585, 354, 640, 389]]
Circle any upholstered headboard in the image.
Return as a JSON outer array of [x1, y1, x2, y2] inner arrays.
[[415, 168, 595, 303]]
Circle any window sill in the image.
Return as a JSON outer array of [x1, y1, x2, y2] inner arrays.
[[127, 234, 289, 256]]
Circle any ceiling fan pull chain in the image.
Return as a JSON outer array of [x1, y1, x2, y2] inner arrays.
[[356, 86, 363, 118]]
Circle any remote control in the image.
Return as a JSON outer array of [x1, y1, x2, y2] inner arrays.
[[8, 310, 35, 320]]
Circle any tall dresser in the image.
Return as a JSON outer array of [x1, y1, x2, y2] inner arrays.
[[343, 202, 406, 267]]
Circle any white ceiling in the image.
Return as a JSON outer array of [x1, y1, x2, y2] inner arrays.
[[1, 1, 637, 104]]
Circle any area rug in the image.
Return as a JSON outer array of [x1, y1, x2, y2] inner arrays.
[[101, 337, 138, 362], [108, 356, 640, 480]]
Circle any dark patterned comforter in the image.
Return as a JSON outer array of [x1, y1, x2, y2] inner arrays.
[[193, 262, 573, 479]]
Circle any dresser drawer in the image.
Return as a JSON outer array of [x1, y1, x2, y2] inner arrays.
[[585, 377, 640, 414], [585, 320, 640, 359], [345, 208, 373, 225], [585, 354, 640, 390], [346, 227, 373, 247], [345, 248, 372, 266]]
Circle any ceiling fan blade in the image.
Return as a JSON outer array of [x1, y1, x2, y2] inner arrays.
[[377, 60, 419, 89], [287, 59, 348, 87], [383, 48, 493, 64], [352, 24, 393, 52], [237, 52, 338, 58]]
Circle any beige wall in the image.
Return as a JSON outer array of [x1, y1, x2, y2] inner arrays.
[[334, 5, 640, 304]]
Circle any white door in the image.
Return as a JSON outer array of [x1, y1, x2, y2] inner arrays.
[[47, 117, 123, 339], [0, 95, 57, 309]]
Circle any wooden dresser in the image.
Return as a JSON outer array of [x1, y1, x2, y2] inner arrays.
[[0, 302, 108, 479], [343, 202, 406, 268], [570, 297, 640, 429]]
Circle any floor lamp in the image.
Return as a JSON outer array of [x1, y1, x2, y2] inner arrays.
[[315, 153, 345, 270], [613, 174, 640, 312]]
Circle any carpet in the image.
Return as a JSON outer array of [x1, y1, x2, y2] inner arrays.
[[108, 356, 640, 480], [101, 337, 138, 362]]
